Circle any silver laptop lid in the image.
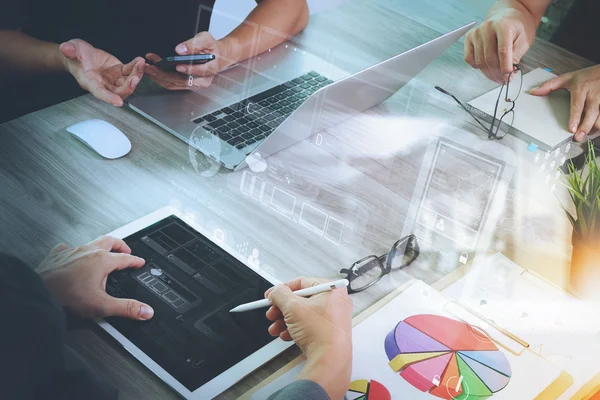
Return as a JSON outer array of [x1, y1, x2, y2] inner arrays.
[[235, 22, 476, 170]]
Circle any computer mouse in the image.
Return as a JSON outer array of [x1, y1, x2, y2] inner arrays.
[[66, 119, 131, 159]]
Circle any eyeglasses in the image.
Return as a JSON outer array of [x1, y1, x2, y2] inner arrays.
[[340, 234, 420, 294], [436, 64, 523, 140]]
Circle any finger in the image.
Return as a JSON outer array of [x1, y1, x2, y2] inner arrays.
[[464, 31, 476, 67], [106, 252, 146, 272], [87, 79, 124, 106], [142, 65, 190, 90], [91, 236, 131, 253], [279, 330, 293, 342], [528, 75, 569, 96], [144, 64, 161, 78], [59, 41, 78, 61], [568, 89, 588, 135], [264, 276, 326, 298], [267, 284, 298, 314], [266, 305, 283, 321], [109, 74, 141, 97], [145, 53, 162, 64], [176, 31, 214, 55], [482, 23, 502, 82], [176, 63, 211, 77], [102, 295, 154, 320], [268, 319, 287, 337], [473, 34, 497, 82], [496, 24, 515, 78], [122, 57, 145, 76], [50, 243, 69, 254], [512, 33, 531, 66], [595, 115, 600, 132], [146, 76, 191, 90], [576, 101, 599, 140]]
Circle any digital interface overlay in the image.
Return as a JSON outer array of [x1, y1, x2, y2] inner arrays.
[[415, 139, 504, 251]]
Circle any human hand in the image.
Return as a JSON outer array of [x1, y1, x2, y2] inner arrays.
[[60, 39, 145, 106], [465, 8, 536, 83], [39, 236, 154, 321], [529, 66, 600, 142], [265, 277, 353, 399], [144, 32, 234, 90]]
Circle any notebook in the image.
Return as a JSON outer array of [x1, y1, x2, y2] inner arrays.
[[468, 68, 572, 151]]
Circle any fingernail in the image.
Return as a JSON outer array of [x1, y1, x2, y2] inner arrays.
[[139, 304, 154, 320], [176, 44, 188, 54], [176, 65, 186, 73], [527, 86, 540, 94], [570, 123, 578, 133], [576, 132, 586, 142]]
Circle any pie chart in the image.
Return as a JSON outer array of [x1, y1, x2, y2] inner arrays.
[[347, 379, 391, 400], [385, 314, 511, 399]]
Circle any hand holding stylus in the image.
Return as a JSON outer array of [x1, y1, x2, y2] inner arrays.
[[262, 277, 353, 400]]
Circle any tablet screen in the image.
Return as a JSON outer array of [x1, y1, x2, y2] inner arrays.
[[105, 215, 276, 392]]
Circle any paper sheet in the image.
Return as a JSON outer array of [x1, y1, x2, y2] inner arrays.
[[252, 280, 563, 399], [443, 253, 600, 399], [468, 68, 572, 150]]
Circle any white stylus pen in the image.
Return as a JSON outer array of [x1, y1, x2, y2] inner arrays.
[[229, 279, 349, 313]]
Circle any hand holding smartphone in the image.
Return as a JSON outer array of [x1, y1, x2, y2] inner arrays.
[[147, 54, 215, 72]]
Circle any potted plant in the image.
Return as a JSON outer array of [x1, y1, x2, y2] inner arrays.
[[562, 140, 600, 298]]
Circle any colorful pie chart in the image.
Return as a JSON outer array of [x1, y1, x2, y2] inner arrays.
[[385, 314, 511, 399], [347, 379, 391, 400]]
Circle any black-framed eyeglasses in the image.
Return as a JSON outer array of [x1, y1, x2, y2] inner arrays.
[[435, 64, 523, 140], [340, 234, 419, 294]]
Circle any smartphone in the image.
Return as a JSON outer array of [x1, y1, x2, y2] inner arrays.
[[150, 54, 215, 72]]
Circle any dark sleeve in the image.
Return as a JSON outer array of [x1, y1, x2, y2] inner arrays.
[[0, 253, 118, 400], [266, 380, 330, 400]]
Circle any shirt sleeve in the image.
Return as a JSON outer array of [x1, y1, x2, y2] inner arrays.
[[266, 380, 330, 400], [0, 253, 118, 400]]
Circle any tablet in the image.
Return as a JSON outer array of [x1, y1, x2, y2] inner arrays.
[[97, 207, 292, 399]]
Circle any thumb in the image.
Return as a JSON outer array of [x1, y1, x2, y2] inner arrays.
[[176, 32, 214, 55], [529, 75, 568, 96], [102, 295, 154, 320], [512, 34, 530, 65], [59, 41, 78, 60], [50, 243, 69, 254], [268, 285, 296, 314]]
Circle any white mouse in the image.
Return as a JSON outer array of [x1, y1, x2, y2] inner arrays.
[[66, 119, 132, 159]]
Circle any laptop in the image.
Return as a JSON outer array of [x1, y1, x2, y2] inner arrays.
[[129, 22, 475, 171]]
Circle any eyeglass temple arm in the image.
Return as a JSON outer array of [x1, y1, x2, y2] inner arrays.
[[434, 86, 491, 132]]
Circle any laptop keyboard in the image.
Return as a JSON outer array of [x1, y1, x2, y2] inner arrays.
[[192, 71, 333, 151]]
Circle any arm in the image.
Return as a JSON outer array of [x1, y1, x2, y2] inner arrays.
[[464, 0, 552, 82], [220, 0, 310, 67], [487, 0, 551, 25], [0, 31, 144, 105], [145, 0, 310, 89], [0, 30, 65, 77], [264, 277, 353, 400]]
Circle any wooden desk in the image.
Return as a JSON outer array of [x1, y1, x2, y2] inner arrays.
[[0, 0, 594, 398]]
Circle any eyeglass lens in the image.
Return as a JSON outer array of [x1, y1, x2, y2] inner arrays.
[[387, 235, 419, 269], [349, 256, 384, 291]]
